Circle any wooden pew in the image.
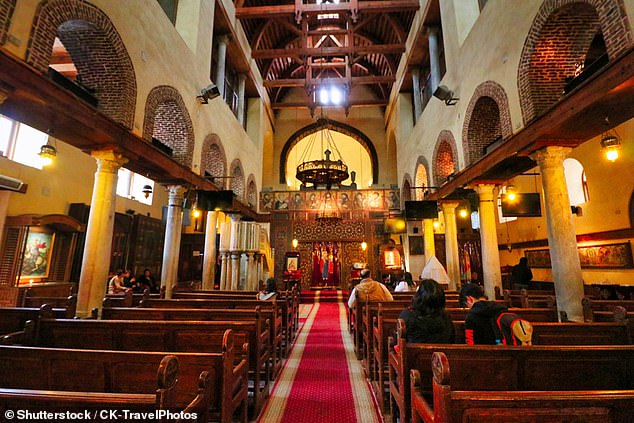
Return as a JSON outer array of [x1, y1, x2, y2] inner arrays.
[[388, 325, 634, 423], [22, 292, 77, 316], [141, 297, 283, 378], [503, 288, 556, 308], [173, 290, 298, 357], [0, 346, 214, 422], [411, 351, 634, 423], [583, 297, 634, 322], [8, 319, 250, 422], [0, 304, 71, 336], [103, 290, 134, 308]]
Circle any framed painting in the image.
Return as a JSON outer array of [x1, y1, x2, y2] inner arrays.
[[409, 236, 424, 255], [525, 242, 634, 269], [20, 229, 55, 280]]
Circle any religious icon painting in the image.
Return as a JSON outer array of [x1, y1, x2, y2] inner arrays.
[[20, 229, 55, 280]]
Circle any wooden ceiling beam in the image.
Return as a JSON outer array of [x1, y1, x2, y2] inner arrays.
[[235, 1, 419, 19], [264, 75, 395, 88], [272, 99, 387, 109], [253, 44, 404, 59]]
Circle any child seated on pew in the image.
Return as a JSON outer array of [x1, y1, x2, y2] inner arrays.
[[258, 278, 277, 301], [460, 283, 533, 346]]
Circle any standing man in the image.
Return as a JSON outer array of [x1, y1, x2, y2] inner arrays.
[[348, 268, 393, 308]]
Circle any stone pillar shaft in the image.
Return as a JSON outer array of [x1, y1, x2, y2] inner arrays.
[[76, 150, 127, 317], [161, 185, 185, 299], [219, 252, 229, 290], [237, 73, 247, 126], [246, 252, 255, 290], [428, 26, 441, 93], [202, 211, 218, 290], [475, 184, 502, 299], [411, 68, 422, 121], [215, 35, 229, 97], [534, 146, 584, 321], [441, 201, 460, 290], [230, 252, 241, 290], [423, 218, 436, 264]]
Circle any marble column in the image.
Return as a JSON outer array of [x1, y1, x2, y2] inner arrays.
[[423, 218, 436, 264], [161, 185, 186, 299], [230, 252, 241, 290], [76, 150, 127, 318], [255, 253, 263, 288], [219, 251, 229, 290], [202, 211, 218, 290], [237, 73, 247, 126], [215, 35, 229, 98], [475, 184, 502, 300], [533, 146, 584, 322], [428, 26, 441, 92], [441, 201, 460, 290], [411, 68, 422, 121]]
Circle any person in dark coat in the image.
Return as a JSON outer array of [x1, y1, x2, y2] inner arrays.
[[511, 257, 533, 290], [460, 283, 508, 345], [399, 279, 454, 344]]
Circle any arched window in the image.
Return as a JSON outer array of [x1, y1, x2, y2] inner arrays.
[[563, 158, 589, 206], [414, 163, 429, 200]]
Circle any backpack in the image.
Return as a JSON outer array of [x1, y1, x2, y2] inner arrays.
[[492, 312, 533, 346]]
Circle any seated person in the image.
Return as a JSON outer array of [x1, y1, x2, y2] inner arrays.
[[258, 278, 277, 300], [108, 269, 131, 294], [395, 272, 415, 292], [399, 279, 454, 343], [135, 268, 159, 293], [347, 268, 393, 308], [460, 283, 532, 345]]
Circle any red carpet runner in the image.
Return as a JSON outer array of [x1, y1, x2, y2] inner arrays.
[[258, 300, 381, 423]]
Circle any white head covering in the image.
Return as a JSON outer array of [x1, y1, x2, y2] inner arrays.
[[420, 255, 451, 285]]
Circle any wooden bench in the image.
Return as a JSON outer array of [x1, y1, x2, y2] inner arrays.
[[22, 291, 77, 316], [411, 351, 634, 423], [583, 297, 634, 322], [388, 328, 634, 423], [503, 288, 556, 308], [0, 346, 214, 422], [7, 319, 250, 422], [103, 290, 134, 308], [141, 297, 283, 378], [0, 304, 71, 336]]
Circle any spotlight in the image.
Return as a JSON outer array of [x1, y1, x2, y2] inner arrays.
[[196, 83, 220, 104], [505, 185, 517, 202], [432, 85, 459, 106]]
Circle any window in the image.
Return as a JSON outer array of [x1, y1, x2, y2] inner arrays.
[[563, 158, 589, 206], [497, 186, 517, 224], [116, 168, 155, 206], [0, 114, 49, 170]]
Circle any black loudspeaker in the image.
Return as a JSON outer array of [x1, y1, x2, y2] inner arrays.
[[195, 190, 234, 211], [404, 200, 439, 220]]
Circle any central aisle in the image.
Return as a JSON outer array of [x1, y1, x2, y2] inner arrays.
[[257, 299, 382, 423]]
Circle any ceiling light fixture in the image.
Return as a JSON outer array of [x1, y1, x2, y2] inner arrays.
[[600, 117, 622, 162]]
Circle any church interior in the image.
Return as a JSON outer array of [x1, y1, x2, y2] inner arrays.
[[0, 0, 634, 421]]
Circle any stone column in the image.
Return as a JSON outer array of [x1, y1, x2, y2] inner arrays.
[[423, 218, 436, 264], [76, 150, 127, 317], [428, 26, 441, 93], [245, 251, 255, 290], [219, 251, 229, 290], [533, 146, 584, 321], [202, 211, 218, 290], [441, 201, 460, 290], [230, 252, 241, 290], [475, 184, 502, 299], [237, 73, 247, 126], [161, 185, 186, 299], [215, 35, 229, 98], [411, 68, 422, 121], [255, 253, 263, 288]]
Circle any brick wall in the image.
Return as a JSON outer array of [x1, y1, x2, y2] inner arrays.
[[432, 130, 458, 186], [230, 159, 245, 199], [518, 0, 632, 123], [143, 85, 195, 168], [462, 81, 512, 166], [0, 0, 15, 45], [26, 0, 136, 129], [201, 134, 226, 189], [414, 158, 429, 200]]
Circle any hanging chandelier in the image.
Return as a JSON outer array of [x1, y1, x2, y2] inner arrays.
[[296, 118, 349, 190]]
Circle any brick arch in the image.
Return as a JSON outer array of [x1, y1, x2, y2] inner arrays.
[[26, 0, 136, 129], [143, 85, 195, 168], [414, 156, 430, 200], [0, 0, 16, 45], [462, 81, 512, 166], [201, 134, 227, 188], [246, 174, 257, 208], [401, 174, 413, 203], [432, 131, 458, 186], [230, 159, 245, 199], [518, 0, 632, 123]]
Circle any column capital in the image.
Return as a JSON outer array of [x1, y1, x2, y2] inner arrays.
[[164, 185, 186, 207], [473, 183, 498, 202], [227, 213, 242, 221], [531, 146, 572, 168], [92, 149, 128, 173], [216, 34, 231, 45], [440, 200, 460, 211]]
